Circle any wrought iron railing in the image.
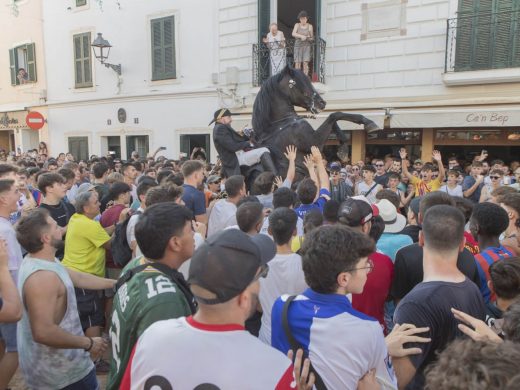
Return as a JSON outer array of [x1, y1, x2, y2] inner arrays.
[[252, 38, 326, 87], [445, 10, 520, 73]]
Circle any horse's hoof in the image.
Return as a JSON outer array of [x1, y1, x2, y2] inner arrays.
[[364, 122, 380, 133]]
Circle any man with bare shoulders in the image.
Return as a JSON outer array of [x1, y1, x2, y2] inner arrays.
[[15, 209, 115, 389]]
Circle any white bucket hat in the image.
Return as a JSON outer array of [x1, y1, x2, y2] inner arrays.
[[377, 199, 406, 233]]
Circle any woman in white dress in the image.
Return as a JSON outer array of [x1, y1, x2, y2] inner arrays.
[[263, 23, 286, 76]]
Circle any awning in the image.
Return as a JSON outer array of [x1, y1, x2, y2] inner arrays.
[[390, 105, 520, 128]]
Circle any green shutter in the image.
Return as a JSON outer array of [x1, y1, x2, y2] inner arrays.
[[73, 32, 92, 88], [9, 48, 17, 85], [151, 16, 176, 81], [26, 43, 37, 82], [257, 0, 270, 43], [76, 0, 87, 6], [455, 0, 519, 71]]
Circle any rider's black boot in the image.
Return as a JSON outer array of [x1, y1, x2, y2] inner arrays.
[[260, 152, 278, 176]]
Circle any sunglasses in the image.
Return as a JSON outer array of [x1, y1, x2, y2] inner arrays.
[[352, 167, 360, 171], [330, 171, 340, 175], [375, 164, 384, 167], [490, 176, 501, 180]]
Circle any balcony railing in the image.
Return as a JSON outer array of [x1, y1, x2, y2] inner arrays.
[[252, 38, 326, 87], [445, 10, 520, 73]]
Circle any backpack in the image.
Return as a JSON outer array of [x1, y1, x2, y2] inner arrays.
[[111, 211, 141, 267]]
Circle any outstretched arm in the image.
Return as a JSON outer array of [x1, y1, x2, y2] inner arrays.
[[67, 268, 116, 290], [399, 148, 414, 181], [311, 146, 330, 192], [303, 154, 318, 187], [432, 150, 445, 183], [284, 145, 297, 185]]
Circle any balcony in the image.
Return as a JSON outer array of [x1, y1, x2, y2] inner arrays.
[[252, 38, 326, 87], [445, 10, 520, 74]]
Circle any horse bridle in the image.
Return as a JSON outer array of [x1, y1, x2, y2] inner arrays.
[[288, 78, 320, 117]]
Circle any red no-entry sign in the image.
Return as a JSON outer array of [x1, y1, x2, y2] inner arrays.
[[26, 111, 45, 130]]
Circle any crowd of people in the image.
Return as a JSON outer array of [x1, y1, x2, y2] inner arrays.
[[0, 140, 520, 390]]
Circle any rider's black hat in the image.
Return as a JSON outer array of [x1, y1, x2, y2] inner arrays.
[[209, 108, 235, 126]]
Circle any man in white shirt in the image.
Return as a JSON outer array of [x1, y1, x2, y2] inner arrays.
[[207, 175, 246, 237], [259, 207, 307, 344], [121, 229, 310, 389]]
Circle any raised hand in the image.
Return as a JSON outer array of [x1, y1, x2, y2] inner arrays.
[[303, 154, 315, 172], [274, 176, 284, 188], [284, 145, 297, 162], [432, 150, 442, 162], [399, 148, 408, 160], [385, 323, 431, 357], [310, 146, 322, 164]]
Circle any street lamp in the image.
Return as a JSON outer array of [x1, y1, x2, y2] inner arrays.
[[91, 33, 122, 75]]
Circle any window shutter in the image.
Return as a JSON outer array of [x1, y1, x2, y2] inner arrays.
[[82, 33, 92, 84], [26, 43, 37, 82], [163, 17, 176, 78], [151, 16, 176, 81], [76, 0, 87, 6], [9, 48, 17, 85], [151, 19, 164, 80], [73, 33, 92, 88]]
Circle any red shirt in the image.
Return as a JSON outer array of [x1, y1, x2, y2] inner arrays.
[[351, 252, 394, 334], [100, 204, 126, 269]]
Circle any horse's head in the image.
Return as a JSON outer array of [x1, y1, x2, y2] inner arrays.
[[280, 66, 326, 114]]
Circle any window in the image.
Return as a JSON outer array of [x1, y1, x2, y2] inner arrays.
[[73, 32, 93, 88], [126, 135, 149, 159], [76, 0, 87, 6], [68, 137, 89, 161], [151, 16, 176, 81], [9, 44, 37, 86], [454, 0, 520, 71]]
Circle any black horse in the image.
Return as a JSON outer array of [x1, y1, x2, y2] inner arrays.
[[252, 65, 379, 181]]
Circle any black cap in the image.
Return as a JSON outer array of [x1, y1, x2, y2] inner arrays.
[[297, 10, 308, 19], [188, 229, 276, 304], [209, 108, 234, 126], [338, 197, 378, 227]]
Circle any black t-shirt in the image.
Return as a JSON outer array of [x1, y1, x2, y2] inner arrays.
[[390, 243, 481, 300], [39, 201, 75, 259], [394, 278, 486, 389], [374, 172, 390, 187], [39, 201, 76, 227], [400, 225, 421, 243]]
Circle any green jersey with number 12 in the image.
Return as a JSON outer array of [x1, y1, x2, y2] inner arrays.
[[107, 258, 192, 389]]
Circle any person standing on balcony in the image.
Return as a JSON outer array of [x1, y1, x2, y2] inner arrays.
[[292, 10, 313, 78], [263, 23, 286, 76]]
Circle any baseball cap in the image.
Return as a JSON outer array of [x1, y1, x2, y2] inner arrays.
[[188, 229, 276, 305], [338, 196, 378, 227], [207, 175, 221, 184], [414, 159, 423, 164], [209, 108, 235, 126], [329, 162, 342, 172], [77, 183, 96, 195]]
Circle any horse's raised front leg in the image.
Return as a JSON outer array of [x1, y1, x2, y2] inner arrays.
[[330, 112, 380, 132]]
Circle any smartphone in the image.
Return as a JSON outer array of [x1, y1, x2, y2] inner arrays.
[[179, 152, 188, 158]]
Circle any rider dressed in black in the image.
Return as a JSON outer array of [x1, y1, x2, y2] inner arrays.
[[211, 108, 277, 177]]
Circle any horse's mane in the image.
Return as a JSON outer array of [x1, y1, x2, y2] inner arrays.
[[252, 67, 309, 135]]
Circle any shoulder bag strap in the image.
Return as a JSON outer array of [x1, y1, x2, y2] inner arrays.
[[364, 183, 378, 197], [282, 296, 328, 390]]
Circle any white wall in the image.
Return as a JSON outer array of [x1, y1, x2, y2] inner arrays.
[[43, 0, 220, 158]]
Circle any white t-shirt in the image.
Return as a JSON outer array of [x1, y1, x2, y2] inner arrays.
[[121, 316, 295, 390], [439, 184, 463, 197], [259, 253, 308, 344], [207, 199, 237, 237], [357, 181, 381, 204], [0, 217, 23, 273], [125, 208, 143, 246]]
